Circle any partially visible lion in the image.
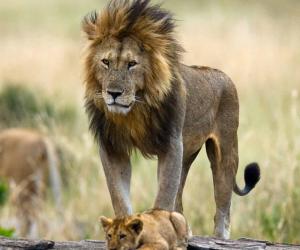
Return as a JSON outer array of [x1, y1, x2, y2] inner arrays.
[[0, 128, 62, 237], [82, 0, 260, 239], [100, 209, 190, 250]]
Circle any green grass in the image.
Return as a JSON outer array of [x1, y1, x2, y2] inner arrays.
[[0, 84, 78, 131], [0, 227, 14, 238], [0, 180, 9, 207], [0, 180, 15, 238]]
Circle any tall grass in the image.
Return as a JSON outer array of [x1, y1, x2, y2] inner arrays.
[[0, 179, 14, 237], [0, 84, 79, 131], [0, 0, 299, 244], [0, 180, 9, 207]]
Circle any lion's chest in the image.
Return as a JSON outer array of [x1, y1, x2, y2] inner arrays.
[[117, 120, 156, 156], [110, 113, 170, 157]]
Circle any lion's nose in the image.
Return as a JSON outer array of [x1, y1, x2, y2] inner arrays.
[[107, 90, 123, 100]]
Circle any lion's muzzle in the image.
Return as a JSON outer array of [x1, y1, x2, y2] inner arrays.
[[104, 89, 135, 115]]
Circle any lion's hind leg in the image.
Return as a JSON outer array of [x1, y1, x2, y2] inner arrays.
[[205, 133, 238, 239]]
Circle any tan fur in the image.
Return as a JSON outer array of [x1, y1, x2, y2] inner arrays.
[[100, 210, 190, 250], [0, 128, 61, 237], [83, 0, 260, 239]]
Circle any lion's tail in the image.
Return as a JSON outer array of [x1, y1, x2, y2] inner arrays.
[[44, 138, 63, 211], [233, 162, 260, 196]]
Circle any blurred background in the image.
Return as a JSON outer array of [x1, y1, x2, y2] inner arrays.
[[0, 0, 299, 243]]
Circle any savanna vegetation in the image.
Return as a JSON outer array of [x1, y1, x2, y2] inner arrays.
[[0, 0, 299, 243]]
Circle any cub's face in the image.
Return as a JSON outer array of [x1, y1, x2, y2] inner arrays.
[[93, 37, 149, 115], [100, 216, 143, 250]]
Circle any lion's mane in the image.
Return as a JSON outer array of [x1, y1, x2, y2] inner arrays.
[[83, 0, 185, 159]]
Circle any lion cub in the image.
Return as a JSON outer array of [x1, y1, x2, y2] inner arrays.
[[100, 209, 191, 250]]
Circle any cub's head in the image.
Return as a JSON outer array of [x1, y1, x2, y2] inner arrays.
[[100, 216, 143, 250], [82, 0, 183, 115]]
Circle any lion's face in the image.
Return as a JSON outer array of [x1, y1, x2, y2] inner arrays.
[[83, 0, 183, 117], [93, 37, 148, 115]]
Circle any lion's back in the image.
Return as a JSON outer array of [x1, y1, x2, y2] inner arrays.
[[180, 64, 239, 139], [0, 128, 47, 182]]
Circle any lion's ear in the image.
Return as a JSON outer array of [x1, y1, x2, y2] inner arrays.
[[82, 11, 98, 40], [99, 216, 113, 231], [126, 219, 143, 235]]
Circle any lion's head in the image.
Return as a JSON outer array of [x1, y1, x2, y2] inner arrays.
[[82, 0, 183, 115], [82, 0, 185, 158], [100, 216, 143, 250]]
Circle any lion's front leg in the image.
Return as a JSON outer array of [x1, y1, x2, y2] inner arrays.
[[154, 137, 183, 211], [99, 146, 132, 216]]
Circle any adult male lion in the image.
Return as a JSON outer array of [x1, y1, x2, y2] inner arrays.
[[82, 0, 260, 239]]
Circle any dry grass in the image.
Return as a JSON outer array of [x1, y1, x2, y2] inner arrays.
[[0, 0, 299, 244]]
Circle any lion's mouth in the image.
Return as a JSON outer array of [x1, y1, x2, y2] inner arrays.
[[108, 102, 133, 109], [106, 101, 134, 115]]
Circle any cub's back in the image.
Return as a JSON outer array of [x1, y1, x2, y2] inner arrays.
[[141, 210, 188, 248]]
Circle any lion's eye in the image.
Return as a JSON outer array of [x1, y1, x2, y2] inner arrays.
[[128, 60, 137, 69], [119, 234, 127, 240], [102, 59, 110, 68], [107, 234, 112, 239]]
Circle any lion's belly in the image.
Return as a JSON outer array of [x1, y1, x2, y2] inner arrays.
[[182, 109, 215, 155], [180, 64, 223, 154], [183, 107, 215, 135], [182, 74, 218, 148]]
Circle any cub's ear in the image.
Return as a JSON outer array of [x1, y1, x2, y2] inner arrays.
[[126, 219, 143, 235], [82, 11, 98, 40], [99, 216, 113, 231]]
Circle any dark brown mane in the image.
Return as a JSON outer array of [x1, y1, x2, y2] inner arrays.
[[82, 0, 185, 159], [82, 0, 182, 54], [85, 80, 184, 159]]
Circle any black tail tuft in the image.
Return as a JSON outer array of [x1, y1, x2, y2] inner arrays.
[[234, 162, 260, 196], [245, 162, 260, 188]]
